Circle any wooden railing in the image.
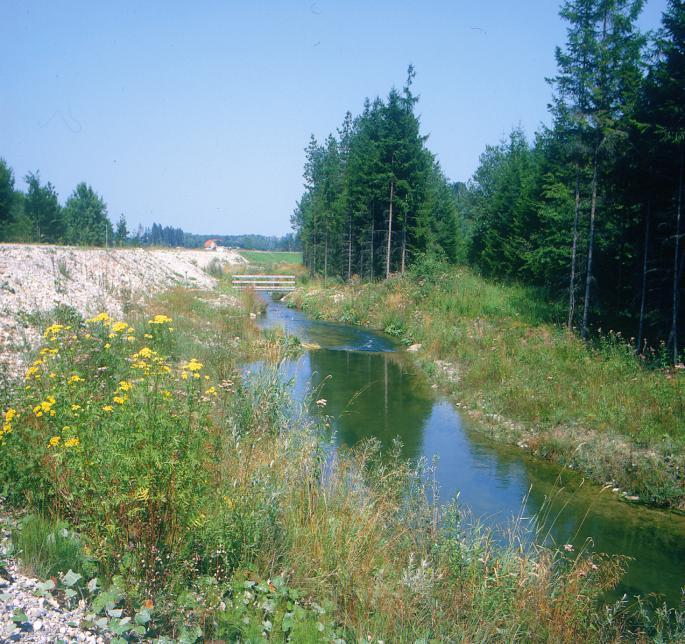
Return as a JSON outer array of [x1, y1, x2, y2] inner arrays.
[[231, 274, 296, 291]]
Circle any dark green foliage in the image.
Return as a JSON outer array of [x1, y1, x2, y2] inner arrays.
[[24, 171, 63, 243], [0, 158, 15, 240], [63, 182, 113, 246], [292, 67, 465, 280], [462, 0, 684, 358]]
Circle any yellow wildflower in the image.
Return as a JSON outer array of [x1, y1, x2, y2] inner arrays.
[[162, 390, 172, 399], [111, 321, 129, 333], [113, 395, 127, 405], [148, 314, 173, 325], [4, 408, 17, 423], [86, 312, 111, 325], [137, 347, 154, 358], [64, 437, 80, 448], [144, 333, 153, 339], [119, 380, 132, 391], [205, 386, 217, 396], [68, 374, 83, 384], [71, 404, 82, 411], [104, 343, 111, 349], [102, 405, 113, 412], [49, 436, 61, 447], [184, 358, 203, 372], [43, 324, 64, 338], [181, 371, 188, 380]]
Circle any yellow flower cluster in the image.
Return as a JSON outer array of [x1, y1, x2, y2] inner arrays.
[[130, 347, 171, 375], [1, 408, 17, 441], [181, 358, 204, 380], [33, 396, 57, 418], [68, 374, 84, 384], [86, 312, 111, 325], [119, 380, 132, 392], [48, 434, 79, 448], [148, 314, 173, 325], [43, 323, 68, 340]]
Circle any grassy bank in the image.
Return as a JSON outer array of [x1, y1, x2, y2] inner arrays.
[[287, 260, 685, 510], [1, 282, 683, 641]]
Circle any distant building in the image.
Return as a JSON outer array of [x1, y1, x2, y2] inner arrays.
[[204, 239, 218, 251]]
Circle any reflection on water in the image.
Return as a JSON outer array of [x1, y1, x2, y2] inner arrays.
[[254, 298, 685, 605]]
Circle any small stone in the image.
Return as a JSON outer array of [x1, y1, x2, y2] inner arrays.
[[407, 343, 422, 353]]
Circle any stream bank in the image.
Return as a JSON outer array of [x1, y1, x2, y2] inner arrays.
[[262, 294, 685, 605]]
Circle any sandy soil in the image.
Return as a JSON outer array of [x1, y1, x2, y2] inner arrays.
[[0, 244, 245, 376]]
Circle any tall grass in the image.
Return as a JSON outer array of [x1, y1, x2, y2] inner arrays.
[[2, 285, 683, 641], [288, 262, 685, 508]]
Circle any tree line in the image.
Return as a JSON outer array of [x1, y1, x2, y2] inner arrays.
[[0, 165, 300, 252], [293, 0, 684, 362], [291, 65, 463, 282], [0, 166, 119, 246]]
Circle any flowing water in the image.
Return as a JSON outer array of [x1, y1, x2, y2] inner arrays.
[[252, 297, 685, 606]]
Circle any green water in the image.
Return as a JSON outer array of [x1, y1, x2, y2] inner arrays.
[[255, 298, 685, 606]]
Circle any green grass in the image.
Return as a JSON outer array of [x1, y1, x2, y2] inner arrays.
[[12, 514, 95, 580], [2, 285, 684, 641], [238, 250, 303, 267], [288, 261, 685, 509]]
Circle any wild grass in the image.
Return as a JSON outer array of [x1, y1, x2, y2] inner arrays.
[[2, 285, 683, 641], [288, 260, 685, 508], [11, 514, 95, 580], [238, 250, 303, 266]]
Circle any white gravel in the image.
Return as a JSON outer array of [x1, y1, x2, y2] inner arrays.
[[0, 523, 103, 643], [0, 244, 246, 376]]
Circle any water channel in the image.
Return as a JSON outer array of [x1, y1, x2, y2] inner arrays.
[[253, 297, 685, 606]]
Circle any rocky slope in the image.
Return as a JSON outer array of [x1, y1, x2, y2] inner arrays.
[[0, 244, 245, 377]]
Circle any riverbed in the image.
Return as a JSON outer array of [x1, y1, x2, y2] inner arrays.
[[253, 297, 685, 606]]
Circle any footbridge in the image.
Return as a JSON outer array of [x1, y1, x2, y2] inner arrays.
[[231, 274, 296, 292]]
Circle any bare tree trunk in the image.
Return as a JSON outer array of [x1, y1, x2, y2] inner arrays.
[[582, 148, 599, 339], [370, 220, 374, 281], [637, 201, 651, 354], [347, 218, 352, 281], [568, 166, 581, 330], [671, 147, 684, 363], [324, 233, 328, 288], [386, 181, 394, 280], [401, 212, 407, 274]]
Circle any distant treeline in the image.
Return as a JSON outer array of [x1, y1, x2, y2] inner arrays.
[[0, 164, 299, 251], [181, 232, 300, 251], [293, 0, 685, 361]]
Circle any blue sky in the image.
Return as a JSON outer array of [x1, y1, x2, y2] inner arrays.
[[1, 1, 669, 236]]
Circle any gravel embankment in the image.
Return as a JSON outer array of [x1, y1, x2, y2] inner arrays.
[[0, 244, 245, 375], [0, 520, 101, 643]]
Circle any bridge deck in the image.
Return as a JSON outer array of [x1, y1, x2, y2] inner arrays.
[[232, 274, 296, 291]]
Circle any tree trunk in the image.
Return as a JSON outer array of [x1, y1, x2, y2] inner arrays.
[[370, 220, 374, 281], [671, 147, 684, 363], [637, 201, 651, 354], [401, 212, 407, 274], [324, 232, 328, 288], [386, 181, 394, 280], [568, 166, 581, 330], [581, 147, 599, 339], [347, 218, 352, 281]]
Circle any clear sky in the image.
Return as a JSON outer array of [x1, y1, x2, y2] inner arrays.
[[1, 1, 669, 236]]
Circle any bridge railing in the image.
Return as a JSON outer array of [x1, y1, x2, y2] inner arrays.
[[231, 274, 297, 291]]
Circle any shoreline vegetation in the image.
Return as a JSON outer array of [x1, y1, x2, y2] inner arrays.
[[286, 260, 685, 513], [0, 269, 682, 641]]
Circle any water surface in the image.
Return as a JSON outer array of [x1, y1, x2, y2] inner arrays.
[[255, 298, 685, 606]]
